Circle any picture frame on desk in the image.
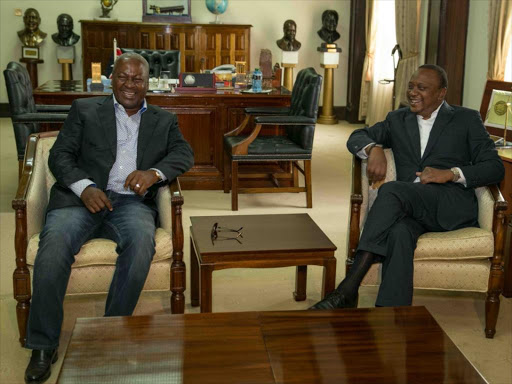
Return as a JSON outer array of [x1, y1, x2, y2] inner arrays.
[[142, 0, 191, 23]]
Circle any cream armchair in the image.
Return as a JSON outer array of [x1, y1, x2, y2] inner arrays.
[[12, 132, 186, 346], [347, 149, 508, 338]]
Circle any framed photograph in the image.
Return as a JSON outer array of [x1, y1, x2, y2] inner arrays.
[[142, 0, 191, 23], [22, 46, 39, 60]]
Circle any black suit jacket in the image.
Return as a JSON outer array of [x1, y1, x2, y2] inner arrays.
[[47, 96, 194, 212], [347, 103, 505, 230]]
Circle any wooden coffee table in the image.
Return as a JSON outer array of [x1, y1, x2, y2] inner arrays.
[[56, 306, 487, 383], [190, 214, 337, 312]]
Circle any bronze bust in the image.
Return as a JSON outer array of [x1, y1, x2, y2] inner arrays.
[[52, 14, 80, 46], [276, 20, 301, 52], [17, 8, 47, 47], [317, 10, 340, 44]]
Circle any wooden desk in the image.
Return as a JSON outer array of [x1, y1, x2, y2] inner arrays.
[[498, 148, 512, 297], [190, 214, 337, 312], [33, 80, 291, 190], [57, 306, 486, 383]]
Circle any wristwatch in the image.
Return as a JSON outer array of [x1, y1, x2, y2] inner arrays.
[[450, 167, 461, 182], [154, 170, 163, 182]]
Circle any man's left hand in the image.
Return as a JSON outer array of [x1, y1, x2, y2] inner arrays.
[[124, 170, 159, 196], [416, 167, 454, 184]]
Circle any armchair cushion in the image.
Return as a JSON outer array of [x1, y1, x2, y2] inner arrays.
[[27, 228, 172, 267]]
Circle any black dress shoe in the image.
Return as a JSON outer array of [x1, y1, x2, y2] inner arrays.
[[25, 349, 58, 384], [309, 291, 357, 310]]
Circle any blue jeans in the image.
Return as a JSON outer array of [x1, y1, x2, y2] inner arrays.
[[25, 191, 157, 350]]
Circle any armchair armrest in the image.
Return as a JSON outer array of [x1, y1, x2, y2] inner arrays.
[[36, 104, 71, 113], [12, 112, 68, 123], [244, 106, 290, 115], [254, 115, 316, 125]]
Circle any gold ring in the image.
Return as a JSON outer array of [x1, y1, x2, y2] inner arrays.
[[135, 183, 141, 188]]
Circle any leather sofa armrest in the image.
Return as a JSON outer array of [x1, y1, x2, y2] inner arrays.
[[244, 107, 290, 115], [36, 104, 71, 113], [254, 115, 316, 125]]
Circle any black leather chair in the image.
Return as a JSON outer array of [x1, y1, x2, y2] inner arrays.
[[223, 67, 323, 210], [120, 48, 180, 78], [3, 62, 69, 175]]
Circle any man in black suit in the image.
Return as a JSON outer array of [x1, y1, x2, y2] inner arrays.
[[24, 52, 193, 383], [311, 64, 504, 310]]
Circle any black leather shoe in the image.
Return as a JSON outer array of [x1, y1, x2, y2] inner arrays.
[[309, 291, 357, 310], [24, 349, 58, 384]]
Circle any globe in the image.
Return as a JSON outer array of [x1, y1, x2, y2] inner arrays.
[[205, 0, 228, 16]]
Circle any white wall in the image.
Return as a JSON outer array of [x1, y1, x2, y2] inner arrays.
[[463, 0, 489, 110], [0, 0, 349, 105]]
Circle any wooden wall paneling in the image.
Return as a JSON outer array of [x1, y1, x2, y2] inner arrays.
[[345, 0, 366, 123], [80, 21, 251, 82], [215, 33, 222, 67], [229, 34, 236, 65], [425, 0, 469, 106]]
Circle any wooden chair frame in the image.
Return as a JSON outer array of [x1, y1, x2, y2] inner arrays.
[[12, 132, 185, 346], [346, 156, 508, 339], [223, 115, 312, 211]]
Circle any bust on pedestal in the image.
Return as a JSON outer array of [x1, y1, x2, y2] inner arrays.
[[276, 20, 301, 91], [52, 14, 80, 80], [18, 8, 46, 89], [317, 10, 341, 125]]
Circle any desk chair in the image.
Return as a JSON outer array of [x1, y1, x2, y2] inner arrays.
[[4, 62, 70, 176], [223, 67, 322, 210], [12, 132, 185, 346], [348, 149, 508, 338], [120, 48, 180, 78]]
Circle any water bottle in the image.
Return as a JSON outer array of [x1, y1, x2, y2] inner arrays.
[[252, 68, 262, 93]]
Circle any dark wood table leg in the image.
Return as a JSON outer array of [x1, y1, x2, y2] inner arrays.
[[294, 265, 307, 301], [190, 236, 199, 307], [322, 257, 337, 298], [200, 265, 213, 313]]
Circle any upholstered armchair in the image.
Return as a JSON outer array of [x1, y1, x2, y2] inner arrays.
[[3, 62, 69, 175], [12, 132, 185, 346], [223, 67, 322, 210], [120, 48, 180, 78], [347, 149, 508, 338]]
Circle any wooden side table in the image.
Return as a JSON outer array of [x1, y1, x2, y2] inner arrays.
[[498, 148, 512, 297], [189, 214, 337, 312]]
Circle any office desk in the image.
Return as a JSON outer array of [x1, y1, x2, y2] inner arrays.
[[33, 81, 292, 190]]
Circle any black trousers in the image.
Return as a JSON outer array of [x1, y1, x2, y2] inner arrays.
[[357, 181, 478, 306]]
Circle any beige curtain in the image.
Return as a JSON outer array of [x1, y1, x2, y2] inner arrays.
[[488, 0, 512, 80], [358, 0, 377, 121], [394, 0, 421, 109]]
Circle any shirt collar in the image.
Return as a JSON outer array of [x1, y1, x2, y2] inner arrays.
[[112, 94, 147, 115], [418, 101, 444, 122]]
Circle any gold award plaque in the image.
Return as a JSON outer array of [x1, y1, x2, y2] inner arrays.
[[91, 62, 102, 83]]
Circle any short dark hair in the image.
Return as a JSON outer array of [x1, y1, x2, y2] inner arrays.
[[419, 64, 448, 89], [113, 52, 150, 79]]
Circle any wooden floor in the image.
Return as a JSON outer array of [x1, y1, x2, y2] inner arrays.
[[57, 306, 485, 384]]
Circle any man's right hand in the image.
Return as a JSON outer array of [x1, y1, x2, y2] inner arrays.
[[366, 145, 387, 182], [81, 186, 113, 213]]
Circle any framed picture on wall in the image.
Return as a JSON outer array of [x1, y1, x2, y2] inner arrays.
[[21, 46, 39, 60]]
